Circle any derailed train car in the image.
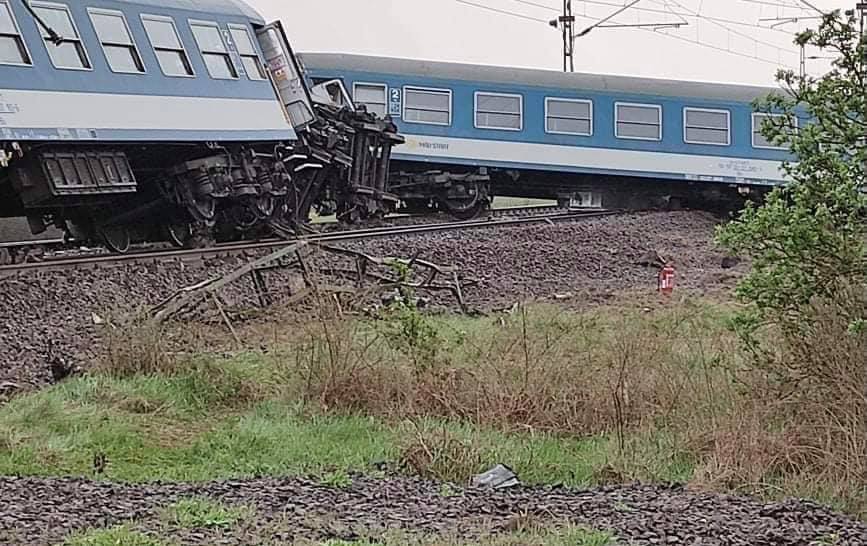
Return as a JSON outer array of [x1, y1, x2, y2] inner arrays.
[[0, 0, 402, 252], [300, 53, 795, 212]]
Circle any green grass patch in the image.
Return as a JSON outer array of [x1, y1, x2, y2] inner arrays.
[[0, 377, 687, 485], [160, 497, 253, 529], [63, 525, 169, 546]]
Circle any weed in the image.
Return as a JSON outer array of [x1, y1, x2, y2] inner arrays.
[[160, 497, 253, 529], [319, 469, 353, 489], [438, 483, 461, 498], [398, 422, 484, 483], [63, 525, 169, 546]]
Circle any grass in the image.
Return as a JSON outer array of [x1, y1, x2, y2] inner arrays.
[[63, 526, 167, 546], [2, 298, 865, 518], [160, 497, 253, 529], [63, 525, 615, 546], [0, 376, 687, 485]]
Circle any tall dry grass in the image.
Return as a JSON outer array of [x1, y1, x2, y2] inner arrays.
[[97, 291, 867, 514], [289, 301, 738, 439]]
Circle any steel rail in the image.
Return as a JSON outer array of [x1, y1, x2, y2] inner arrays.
[[0, 209, 623, 275]]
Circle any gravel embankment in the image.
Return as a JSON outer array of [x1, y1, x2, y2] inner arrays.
[[0, 476, 863, 545], [0, 211, 743, 392]]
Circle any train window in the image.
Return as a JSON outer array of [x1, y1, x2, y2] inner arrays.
[[545, 98, 592, 136], [403, 86, 451, 126], [353, 83, 387, 117], [752, 113, 792, 149], [88, 9, 144, 74], [615, 102, 662, 141], [683, 107, 730, 146], [227, 24, 265, 81], [31, 2, 91, 70], [475, 92, 522, 131], [141, 15, 193, 77], [190, 21, 237, 79], [0, 1, 31, 65]]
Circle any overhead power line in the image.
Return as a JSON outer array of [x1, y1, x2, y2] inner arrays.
[[515, 0, 814, 36], [453, 0, 549, 23], [453, 0, 801, 70]]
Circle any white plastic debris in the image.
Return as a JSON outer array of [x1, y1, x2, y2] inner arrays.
[[472, 464, 520, 489]]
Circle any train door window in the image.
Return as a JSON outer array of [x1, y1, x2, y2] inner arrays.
[[353, 83, 387, 117], [0, 1, 30, 65], [31, 2, 91, 70], [141, 15, 193, 77], [88, 9, 144, 74], [615, 102, 662, 141], [475, 92, 522, 131], [545, 98, 592, 136], [403, 86, 451, 126], [752, 113, 792, 149], [190, 21, 237, 79], [227, 24, 265, 80], [684, 107, 730, 146]]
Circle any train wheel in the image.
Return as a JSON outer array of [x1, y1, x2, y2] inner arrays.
[[187, 194, 216, 224], [99, 225, 131, 254], [440, 180, 490, 221], [254, 195, 275, 219], [163, 221, 192, 248]]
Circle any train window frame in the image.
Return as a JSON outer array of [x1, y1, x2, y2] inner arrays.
[[226, 23, 265, 81], [31, 1, 92, 71], [87, 7, 145, 75], [402, 85, 452, 127], [0, 0, 32, 66], [474, 91, 523, 132], [188, 19, 238, 80], [683, 107, 730, 147], [544, 97, 593, 137], [615, 102, 662, 142], [140, 14, 195, 78], [752, 112, 795, 150], [352, 82, 388, 117]]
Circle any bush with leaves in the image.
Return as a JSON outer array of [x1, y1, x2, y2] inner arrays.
[[715, 9, 867, 497], [717, 9, 867, 338]]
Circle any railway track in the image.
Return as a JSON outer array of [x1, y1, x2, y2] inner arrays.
[[0, 208, 621, 275]]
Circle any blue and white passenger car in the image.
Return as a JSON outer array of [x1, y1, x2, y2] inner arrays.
[[0, 0, 313, 249], [300, 53, 791, 208]]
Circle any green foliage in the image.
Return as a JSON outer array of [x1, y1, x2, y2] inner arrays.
[[319, 469, 353, 489], [63, 526, 169, 546], [160, 497, 253, 529], [716, 9, 867, 332], [380, 260, 443, 370]]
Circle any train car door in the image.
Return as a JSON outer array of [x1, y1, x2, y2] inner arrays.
[[256, 21, 315, 130]]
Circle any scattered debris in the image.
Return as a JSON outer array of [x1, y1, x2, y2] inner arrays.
[[721, 255, 741, 269], [472, 464, 520, 489], [635, 250, 666, 268], [47, 340, 81, 384]]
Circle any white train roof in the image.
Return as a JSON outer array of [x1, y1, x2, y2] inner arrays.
[[299, 52, 783, 103], [113, 0, 262, 21]]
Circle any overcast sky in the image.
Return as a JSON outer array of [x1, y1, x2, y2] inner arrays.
[[249, 0, 850, 86]]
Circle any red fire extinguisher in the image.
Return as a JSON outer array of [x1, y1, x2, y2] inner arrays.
[[658, 263, 675, 297]]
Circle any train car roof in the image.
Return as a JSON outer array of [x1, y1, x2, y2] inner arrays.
[[111, 0, 264, 22], [299, 52, 783, 103]]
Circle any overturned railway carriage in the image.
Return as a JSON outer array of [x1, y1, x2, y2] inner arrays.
[[0, 0, 402, 251], [299, 53, 793, 211]]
